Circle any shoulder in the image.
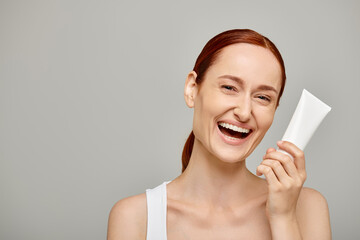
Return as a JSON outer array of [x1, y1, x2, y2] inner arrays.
[[296, 187, 332, 239], [297, 187, 329, 213], [107, 193, 147, 240], [298, 187, 328, 205]]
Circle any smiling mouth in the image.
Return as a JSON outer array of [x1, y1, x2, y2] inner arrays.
[[218, 122, 252, 140]]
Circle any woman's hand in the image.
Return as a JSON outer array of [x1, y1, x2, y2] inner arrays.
[[256, 140, 307, 221]]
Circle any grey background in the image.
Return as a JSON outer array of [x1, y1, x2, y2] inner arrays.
[[1, 0, 359, 239]]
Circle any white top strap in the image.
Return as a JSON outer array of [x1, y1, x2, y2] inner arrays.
[[145, 181, 170, 240]]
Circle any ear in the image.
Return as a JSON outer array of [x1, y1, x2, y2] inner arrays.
[[184, 71, 198, 108]]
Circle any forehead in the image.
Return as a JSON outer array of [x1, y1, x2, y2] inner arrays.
[[206, 43, 282, 89]]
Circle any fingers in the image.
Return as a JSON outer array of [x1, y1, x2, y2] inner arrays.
[[257, 142, 307, 219], [261, 160, 293, 184], [262, 150, 298, 178], [256, 165, 280, 187], [266, 147, 276, 154], [258, 142, 307, 182], [277, 141, 306, 174]]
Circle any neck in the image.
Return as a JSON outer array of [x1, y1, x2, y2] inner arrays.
[[173, 138, 264, 210]]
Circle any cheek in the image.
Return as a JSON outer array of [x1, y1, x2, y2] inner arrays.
[[196, 93, 223, 118], [192, 96, 210, 135], [255, 108, 276, 130], [192, 94, 223, 136]]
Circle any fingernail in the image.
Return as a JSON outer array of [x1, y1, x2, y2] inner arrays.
[[277, 141, 283, 145]]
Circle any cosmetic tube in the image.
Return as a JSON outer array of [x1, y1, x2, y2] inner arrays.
[[279, 89, 331, 157]]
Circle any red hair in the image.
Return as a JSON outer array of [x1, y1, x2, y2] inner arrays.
[[181, 29, 287, 173]]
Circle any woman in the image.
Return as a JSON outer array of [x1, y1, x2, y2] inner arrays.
[[107, 29, 331, 239]]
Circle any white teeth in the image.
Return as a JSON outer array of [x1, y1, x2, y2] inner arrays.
[[223, 135, 240, 140], [218, 122, 250, 133]]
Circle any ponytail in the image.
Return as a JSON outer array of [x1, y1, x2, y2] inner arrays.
[[181, 131, 195, 172]]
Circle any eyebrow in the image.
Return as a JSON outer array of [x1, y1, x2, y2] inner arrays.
[[218, 75, 279, 95]]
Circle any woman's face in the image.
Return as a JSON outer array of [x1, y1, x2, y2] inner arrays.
[[186, 43, 282, 163]]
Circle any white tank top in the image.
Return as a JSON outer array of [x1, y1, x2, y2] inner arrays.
[[145, 181, 171, 240]]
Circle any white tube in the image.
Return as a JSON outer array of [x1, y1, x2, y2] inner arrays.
[[279, 89, 331, 157]]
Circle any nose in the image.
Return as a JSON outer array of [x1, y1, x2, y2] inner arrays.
[[233, 95, 252, 122]]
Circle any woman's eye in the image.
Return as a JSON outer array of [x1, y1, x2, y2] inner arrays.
[[257, 95, 271, 102], [222, 85, 236, 91]]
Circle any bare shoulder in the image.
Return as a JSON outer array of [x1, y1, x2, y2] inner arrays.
[[298, 187, 328, 207], [107, 193, 147, 240], [296, 187, 332, 239]]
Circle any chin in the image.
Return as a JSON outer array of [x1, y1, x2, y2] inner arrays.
[[211, 147, 249, 165]]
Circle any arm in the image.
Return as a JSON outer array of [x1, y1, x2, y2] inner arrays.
[[256, 141, 331, 240], [296, 187, 331, 239], [107, 194, 147, 240], [267, 189, 331, 240]]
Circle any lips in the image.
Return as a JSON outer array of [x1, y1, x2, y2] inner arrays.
[[217, 121, 252, 141]]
